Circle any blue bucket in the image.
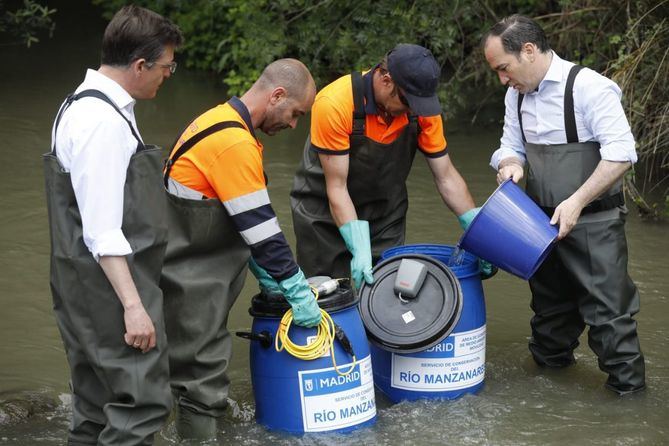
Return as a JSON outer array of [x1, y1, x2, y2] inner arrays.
[[370, 244, 486, 402], [459, 179, 558, 280], [239, 285, 376, 434]]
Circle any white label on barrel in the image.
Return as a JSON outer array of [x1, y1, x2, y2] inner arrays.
[[402, 311, 416, 324], [390, 325, 486, 391], [298, 355, 376, 432]]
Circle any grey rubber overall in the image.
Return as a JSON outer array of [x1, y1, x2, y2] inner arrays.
[[521, 66, 645, 393], [44, 90, 172, 445], [160, 116, 250, 418], [290, 71, 418, 278]]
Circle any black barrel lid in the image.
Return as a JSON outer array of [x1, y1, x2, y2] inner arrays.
[[249, 279, 357, 318], [358, 254, 463, 353]]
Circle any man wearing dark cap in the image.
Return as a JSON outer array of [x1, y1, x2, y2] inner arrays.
[[291, 43, 489, 287]]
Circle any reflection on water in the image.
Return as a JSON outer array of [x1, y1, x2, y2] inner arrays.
[[1, 2, 668, 445]]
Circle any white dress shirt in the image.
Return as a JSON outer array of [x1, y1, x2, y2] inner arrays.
[[51, 69, 143, 260], [490, 52, 637, 170]]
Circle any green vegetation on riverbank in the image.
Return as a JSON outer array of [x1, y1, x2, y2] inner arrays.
[[5, 0, 666, 215], [0, 0, 55, 47]]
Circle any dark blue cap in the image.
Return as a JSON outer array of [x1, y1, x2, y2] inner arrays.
[[387, 43, 442, 116]]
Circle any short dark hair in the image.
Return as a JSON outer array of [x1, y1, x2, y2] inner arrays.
[[483, 15, 550, 56], [101, 5, 183, 67]]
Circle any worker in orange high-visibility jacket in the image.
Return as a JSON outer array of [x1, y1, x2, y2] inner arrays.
[[291, 43, 493, 289], [161, 59, 319, 441]]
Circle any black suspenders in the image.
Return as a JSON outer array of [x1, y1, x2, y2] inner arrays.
[[563, 65, 585, 143], [517, 64, 584, 144], [163, 121, 245, 188], [350, 71, 366, 146], [52, 89, 143, 156], [519, 65, 625, 214]]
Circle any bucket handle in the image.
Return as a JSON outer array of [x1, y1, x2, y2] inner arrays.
[[236, 330, 272, 349]]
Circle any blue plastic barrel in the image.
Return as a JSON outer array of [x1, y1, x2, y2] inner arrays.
[[459, 179, 558, 280], [373, 244, 486, 402], [241, 286, 376, 433]]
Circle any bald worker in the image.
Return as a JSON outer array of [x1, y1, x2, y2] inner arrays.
[[161, 59, 320, 440]]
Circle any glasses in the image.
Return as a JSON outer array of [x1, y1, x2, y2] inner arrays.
[[146, 60, 177, 74]]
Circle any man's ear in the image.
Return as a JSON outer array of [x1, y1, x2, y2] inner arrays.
[[269, 86, 287, 105], [131, 58, 146, 76], [522, 42, 536, 61]]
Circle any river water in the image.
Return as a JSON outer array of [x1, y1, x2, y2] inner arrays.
[[1, 3, 667, 445]]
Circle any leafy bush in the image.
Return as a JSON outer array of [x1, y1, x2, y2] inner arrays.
[[92, 0, 668, 214], [0, 0, 56, 47]]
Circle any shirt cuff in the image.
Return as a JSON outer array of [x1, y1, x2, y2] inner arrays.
[[420, 147, 448, 158], [599, 144, 637, 164], [490, 148, 526, 171], [310, 142, 350, 155], [88, 229, 133, 262]]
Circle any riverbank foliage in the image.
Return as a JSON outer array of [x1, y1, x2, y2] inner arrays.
[[90, 0, 668, 216], [0, 0, 55, 47]]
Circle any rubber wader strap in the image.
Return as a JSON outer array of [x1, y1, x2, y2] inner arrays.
[[409, 114, 420, 134], [351, 71, 366, 137], [163, 121, 245, 188], [518, 93, 526, 144], [540, 190, 624, 216], [52, 89, 143, 156], [517, 65, 585, 144], [564, 65, 585, 144]]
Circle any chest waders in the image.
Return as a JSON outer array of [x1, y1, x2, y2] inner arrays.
[[44, 90, 171, 445], [521, 66, 644, 393], [160, 117, 250, 434], [290, 71, 418, 279]]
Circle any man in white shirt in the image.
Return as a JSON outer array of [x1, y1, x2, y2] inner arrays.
[[483, 15, 644, 395], [45, 5, 183, 444]]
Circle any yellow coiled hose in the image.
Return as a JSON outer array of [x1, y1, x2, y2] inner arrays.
[[275, 286, 356, 376]]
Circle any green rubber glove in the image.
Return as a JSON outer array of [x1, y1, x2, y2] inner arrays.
[[457, 207, 480, 231], [479, 260, 497, 280], [248, 258, 281, 295], [339, 220, 374, 289], [457, 208, 498, 280], [279, 269, 322, 327]]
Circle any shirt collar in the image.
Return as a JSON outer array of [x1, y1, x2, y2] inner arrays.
[[536, 51, 563, 92], [79, 69, 135, 110], [228, 96, 258, 140], [363, 66, 378, 115]]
